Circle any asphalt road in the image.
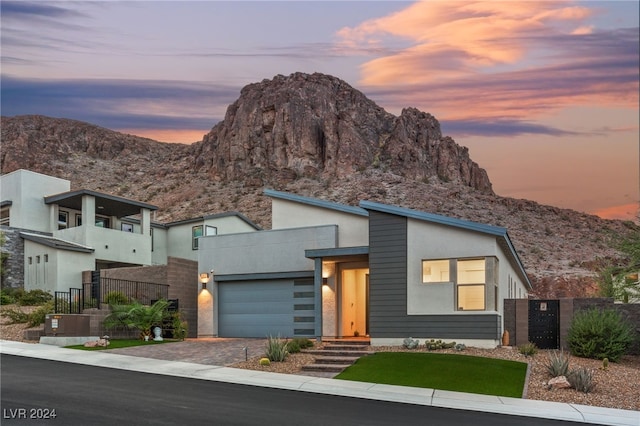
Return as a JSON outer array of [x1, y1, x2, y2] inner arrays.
[[1, 355, 586, 425]]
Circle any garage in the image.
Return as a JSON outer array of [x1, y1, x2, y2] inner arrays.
[[218, 279, 315, 338]]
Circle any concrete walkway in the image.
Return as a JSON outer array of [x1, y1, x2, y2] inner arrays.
[[1, 340, 638, 426]]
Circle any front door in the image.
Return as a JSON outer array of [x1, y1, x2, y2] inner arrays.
[[340, 265, 369, 337]]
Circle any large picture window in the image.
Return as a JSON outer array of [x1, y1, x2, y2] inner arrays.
[[422, 259, 450, 283]]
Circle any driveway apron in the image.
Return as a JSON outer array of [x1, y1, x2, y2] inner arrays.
[[101, 338, 267, 366]]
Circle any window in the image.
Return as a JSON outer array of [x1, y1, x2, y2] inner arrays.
[[0, 206, 9, 226], [95, 216, 110, 228], [76, 215, 82, 226], [121, 223, 134, 233], [44, 254, 48, 262], [192, 225, 203, 250], [457, 259, 485, 310], [422, 260, 450, 283], [58, 211, 68, 230]]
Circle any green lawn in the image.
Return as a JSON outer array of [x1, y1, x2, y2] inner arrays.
[[65, 339, 176, 351], [335, 352, 527, 398]]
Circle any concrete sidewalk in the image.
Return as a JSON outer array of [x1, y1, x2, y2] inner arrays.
[[1, 340, 638, 426]]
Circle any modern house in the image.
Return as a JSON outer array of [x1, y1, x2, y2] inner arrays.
[[197, 189, 531, 348], [2, 170, 531, 347], [0, 169, 260, 294]]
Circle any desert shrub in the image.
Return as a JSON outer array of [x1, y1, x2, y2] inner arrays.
[[171, 312, 188, 341], [104, 291, 129, 305], [287, 339, 301, 354], [1, 291, 16, 305], [518, 342, 538, 357], [17, 289, 52, 306], [567, 308, 636, 362], [403, 337, 420, 349], [546, 351, 570, 377], [27, 300, 55, 327], [568, 367, 596, 393], [265, 335, 288, 362], [291, 337, 314, 349], [0, 307, 29, 323]]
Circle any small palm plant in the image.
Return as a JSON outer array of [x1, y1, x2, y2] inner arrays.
[[104, 299, 170, 340]]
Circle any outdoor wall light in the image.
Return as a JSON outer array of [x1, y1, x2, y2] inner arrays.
[[322, 278, 328, 286], [199, 272, 211, 289]]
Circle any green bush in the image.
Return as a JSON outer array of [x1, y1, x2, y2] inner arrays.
[[545, 351, 570, 377], [27, 301, 55, 327], [17, 289, 53, 306], [104, 291, 129, 305], [1, 290, 16, 305], [518, 342, 538, 357], [567, 308, 636, 362], [568, 367, 596, 393], [286, 339, 301, 353], [265, 335, 288, 362]]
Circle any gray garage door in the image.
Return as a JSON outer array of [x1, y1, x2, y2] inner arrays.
[[218, 279, 315, 338]]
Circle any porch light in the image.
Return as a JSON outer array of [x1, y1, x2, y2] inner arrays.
[[322, 278, 328, 286], [199, 272, 210, 289]]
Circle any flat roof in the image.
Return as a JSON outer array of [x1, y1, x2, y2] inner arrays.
[[45, 189, 158, 218]]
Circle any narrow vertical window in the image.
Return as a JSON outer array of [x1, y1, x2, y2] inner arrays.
[[192, 225, 203, 250], [58, 211, 68, 230]]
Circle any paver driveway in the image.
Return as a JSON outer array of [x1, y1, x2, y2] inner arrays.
[[102, 338, 268, 366]]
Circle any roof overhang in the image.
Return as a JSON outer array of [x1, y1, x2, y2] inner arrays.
[[45, 189, 158, 218], [305, 246, 369, 263], [20, 232, 94, 253]]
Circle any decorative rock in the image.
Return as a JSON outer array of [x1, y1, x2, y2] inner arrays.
[[83, 338, 109, 348], [548, 376, 571, 389]]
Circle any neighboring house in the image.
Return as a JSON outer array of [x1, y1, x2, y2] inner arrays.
[[197, 189, 531, 348], [0, 169, 260, 293]]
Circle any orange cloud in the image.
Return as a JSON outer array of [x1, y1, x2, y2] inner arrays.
[[335, 1, 637, 121], [592, 203, 640, 222], [120, 129, 206, 144]]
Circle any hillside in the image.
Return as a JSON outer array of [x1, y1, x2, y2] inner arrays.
[[1, 72, 637, 298]]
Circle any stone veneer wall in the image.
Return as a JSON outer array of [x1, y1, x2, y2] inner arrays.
[[1, 227, 26, 289]]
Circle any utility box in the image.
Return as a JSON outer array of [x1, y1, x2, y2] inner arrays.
[[45, 314, 91, 336]]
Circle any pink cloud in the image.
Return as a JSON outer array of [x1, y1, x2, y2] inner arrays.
[[336, 1, 637, 121]]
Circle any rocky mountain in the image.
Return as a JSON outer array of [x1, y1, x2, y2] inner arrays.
[[1, 72, 637, 298]]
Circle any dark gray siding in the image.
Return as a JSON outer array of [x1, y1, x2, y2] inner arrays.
[[368, 211, 500, 340]]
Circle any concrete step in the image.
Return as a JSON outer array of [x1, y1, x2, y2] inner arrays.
[[322, 339, 370, 346], [323, 344, 370, 351], [312, 356, 361, 364], [301, 363, 353, 373], [304, 349, 373, 357]]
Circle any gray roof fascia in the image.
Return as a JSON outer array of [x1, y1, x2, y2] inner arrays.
[[20, 232, 94, 253], [264, 189, 368, 217], [165, 212, 262, 230], [305, 246, 369, 259], [214, 271, 314, 282], [1, 200, 12, 207], [44, 189, 159, 211], [360, 200, 532, 290]]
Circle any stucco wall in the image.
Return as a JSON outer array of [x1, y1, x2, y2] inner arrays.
[[199, 225, 338, 276], [271, 198, 368, 248]]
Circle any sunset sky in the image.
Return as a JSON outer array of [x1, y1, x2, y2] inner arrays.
[[1, 1, 638, 221]]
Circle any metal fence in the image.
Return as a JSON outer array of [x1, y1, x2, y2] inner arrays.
[[84, 277, 170, 307], [54, 288, 83, 314]]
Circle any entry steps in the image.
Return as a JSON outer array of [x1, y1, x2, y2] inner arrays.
[[301, 338, 373, 374]]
